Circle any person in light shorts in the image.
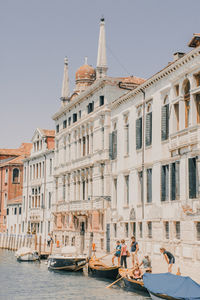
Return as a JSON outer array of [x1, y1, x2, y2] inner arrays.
[[130, 236, 139, 268]]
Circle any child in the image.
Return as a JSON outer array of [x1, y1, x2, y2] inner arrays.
[[139, 255, 152, 273], [160, 248, 175, 273], [112, 241, 121, 266]]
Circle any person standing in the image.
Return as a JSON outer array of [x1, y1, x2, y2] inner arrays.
[[120, 239, 128, 268], [130, 236, 139, 267], [47, 234, 51, 247], [160, 248, 175, 273], [112, 240, 121, 266]]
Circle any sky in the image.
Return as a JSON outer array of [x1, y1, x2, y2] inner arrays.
[[1, 0, 200, 148]]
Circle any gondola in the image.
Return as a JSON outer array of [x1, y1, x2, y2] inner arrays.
[[88, 257, 119, 280], [48, 246, 87, 272], [119, 268, 149, 296], [143, 273, 200, 300], [15, 247, 40, 262]]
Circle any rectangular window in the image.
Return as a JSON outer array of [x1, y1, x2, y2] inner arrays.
[[125, 223, 129, 238], [161, 165, 169, 201], [68, 117, 71, 126], [50, 159, 52, 175], [139, 222, 143, 238], [87, 101, 94, 114], [175, 221, 180, 239], [73, 113, 77, 123], [56, 124, 59, 133], [170, 161, 180, 200], [161, 104, 169, 140], [165, 221, 169, 239], [113, 223, 117, 238], [125, 175, 129, 205], [109, 130, 117, 160], [147, 222, 152, 238], [147, 168, 152, 203], [125, 124, 129, 155], [196, 222, 200, 241], [138, 171, 143, 203], [79, 110, 81, 118], [136, 117, 142, 149], [63, 120, 67, 129], [14, 207, 17, 215], [99, 95, 104, 106], [146, 112, 152, 146], [19, 207, 21, 215], [188, 157, 197, 199], [7, 208, 9, 215]]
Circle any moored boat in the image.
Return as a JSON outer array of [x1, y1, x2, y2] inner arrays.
[[143, 273, 200, 300], [119, 268, 149, 296], [15, 247, 39, 262], [48, 246, 87, 271], [88, 257, 119, 280]]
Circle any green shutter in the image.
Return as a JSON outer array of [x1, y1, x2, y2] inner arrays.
[[109, 133, 113, 159], [170, 163, 176, 200], [175, 161, 180, 199], [161, 166, 165, 201], [136, 117, 142, 149], [113, 130, 117, 159], [161, 104, 169, 141], [146, 112, 152, 146], [189, 158, 197, 198], [147, 168, 152, 203]]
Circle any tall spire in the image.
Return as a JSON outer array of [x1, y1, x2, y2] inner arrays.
[[61, 57, 70, 103], [96, 17, 108, 79]]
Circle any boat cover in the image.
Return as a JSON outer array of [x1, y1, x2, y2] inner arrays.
[[143, 273, 200, 300]]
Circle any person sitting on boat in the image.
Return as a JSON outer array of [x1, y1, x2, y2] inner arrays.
[[160, 248, 175, 273], [131, 263, 143, 280], [112, 240, 121, 266], [120, 239, 128, 268], [130, 236, 139, 268], [47, 234, 51, 247], [139, 255, 152, 273]]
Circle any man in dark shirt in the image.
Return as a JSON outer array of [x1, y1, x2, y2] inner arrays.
[[160, 247, 175, 273]]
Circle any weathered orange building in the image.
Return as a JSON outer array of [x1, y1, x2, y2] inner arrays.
[[0, 143, 32, 233]]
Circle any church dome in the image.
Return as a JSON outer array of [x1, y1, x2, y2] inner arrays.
[[75, 61, 96, 82]]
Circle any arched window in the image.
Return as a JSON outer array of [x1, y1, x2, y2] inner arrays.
[[12, 168, 20, 183], [146, 102, 152, 146], [183, 80, 191, 128]]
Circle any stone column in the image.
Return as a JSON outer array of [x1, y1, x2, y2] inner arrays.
[[179, 98, 185, 131], [196, 156, 200, 197]]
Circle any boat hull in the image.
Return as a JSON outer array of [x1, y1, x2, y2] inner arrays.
[[149, 292, 180, 300], [122, 277, 149, 296], [88, 265, 119, 280], [48, 257, 87, 271]]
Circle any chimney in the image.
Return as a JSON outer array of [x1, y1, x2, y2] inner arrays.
[[173, 52, 185, 61]]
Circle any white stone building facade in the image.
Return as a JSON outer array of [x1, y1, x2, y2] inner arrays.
[[109, 37, 200, 281], [22, 128, 55, 243]]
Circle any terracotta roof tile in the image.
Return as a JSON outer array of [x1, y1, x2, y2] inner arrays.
[[40, 129, 55, 137]]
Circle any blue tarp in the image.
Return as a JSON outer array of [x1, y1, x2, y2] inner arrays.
[[143, 273, 200, 300]]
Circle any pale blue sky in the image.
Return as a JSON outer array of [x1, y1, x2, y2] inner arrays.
[[1, 0, 200, 148]]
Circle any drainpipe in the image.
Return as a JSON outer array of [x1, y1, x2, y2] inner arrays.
[[43, 154, 47, 242], [141, 89, 145, 220]]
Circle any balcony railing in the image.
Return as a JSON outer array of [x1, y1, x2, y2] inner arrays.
[[29, 208, 43, 220], [52, 196, 111, 213], [169, 125, 200, 151]]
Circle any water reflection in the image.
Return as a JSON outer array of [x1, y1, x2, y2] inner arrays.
[[0, 250, 150, 300]]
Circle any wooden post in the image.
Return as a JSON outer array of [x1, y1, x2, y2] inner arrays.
[[50, 240, 53, 254], [44, 239, 46, 253], [39, 235, 41, 257], [8, 235, 11, 250], [16, 235, 19, 250], [88, 232, 94, 258], [35, 234, 37, 251]]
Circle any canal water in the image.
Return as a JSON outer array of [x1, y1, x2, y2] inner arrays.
[[0, 250, 150, 300]]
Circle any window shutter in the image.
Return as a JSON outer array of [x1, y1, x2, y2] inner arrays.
[[170, 163, 176, 200], [136, 118, 142, 149], [113, 130, 117, 159], [161, 166, 165, 201], [109, 133, 113, 160], [189, 158, 196, 198], [146, 112, 152, 146], [161, 104, 169, 141], [147, 169, 152, 203], [166, 165, 169, 200], [175, 161, 180, 199]]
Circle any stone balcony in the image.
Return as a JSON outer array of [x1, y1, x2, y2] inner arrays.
[[29, 208, 43, 221], [51, 196, 111, 214], [169, 125, 200, 152]]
